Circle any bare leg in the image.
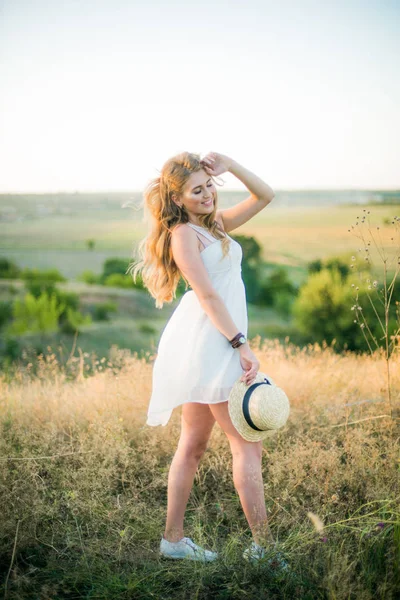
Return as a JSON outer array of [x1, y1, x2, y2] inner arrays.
[[163, 402, 216, 542], [229, 437, 275, 546], [208, 400, 274, 547], [163, 451, 202, 542]]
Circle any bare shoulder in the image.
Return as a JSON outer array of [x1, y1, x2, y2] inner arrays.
[[169, 224, 218, 302], [170, 223, 201, 256], [171, 222, 203, 253], [170, 222, 187, 238], [171, 222, 194, 244]]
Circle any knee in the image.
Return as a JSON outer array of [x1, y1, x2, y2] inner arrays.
[[231, 444, 263, 491], [230, 439, 263, 462], [178, 440, 208, 462]]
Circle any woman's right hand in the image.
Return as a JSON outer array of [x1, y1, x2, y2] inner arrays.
[[238, 343, 260, 386]]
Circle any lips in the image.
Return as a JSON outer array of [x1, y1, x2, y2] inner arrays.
[[202, 198, 213, 206]]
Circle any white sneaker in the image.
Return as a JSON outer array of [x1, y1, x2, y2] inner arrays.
[[243, 541, 290, 572], [159, 535, 218, 562]]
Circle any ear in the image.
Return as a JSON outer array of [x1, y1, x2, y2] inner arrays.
[[171, 193, 180, 206]]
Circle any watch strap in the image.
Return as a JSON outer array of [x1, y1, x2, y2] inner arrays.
[[229, 332, 246, 348]]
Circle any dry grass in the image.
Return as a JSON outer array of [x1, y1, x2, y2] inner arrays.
[[0, 339, 399, 599]]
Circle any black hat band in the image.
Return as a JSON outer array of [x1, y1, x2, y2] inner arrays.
[[242, 377, 272, 431]]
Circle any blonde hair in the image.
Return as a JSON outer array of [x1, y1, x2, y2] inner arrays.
[[128, 151, 230, 309]]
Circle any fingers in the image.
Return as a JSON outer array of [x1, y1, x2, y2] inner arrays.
[[240, 360, 260, 385], [203, 152, 216, 160], [200, 161, 212, 172], [200, 152, 216, 167], [240, 369, 258, 385], [201, 163, 215, 176]]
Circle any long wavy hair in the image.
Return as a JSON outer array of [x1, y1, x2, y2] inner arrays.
[[128, 151, 231, 309]]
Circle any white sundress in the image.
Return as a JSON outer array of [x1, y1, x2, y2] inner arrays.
[[146, 222, 248, 427]]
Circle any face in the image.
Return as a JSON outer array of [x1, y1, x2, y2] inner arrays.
[[172, 169, 216, 219]]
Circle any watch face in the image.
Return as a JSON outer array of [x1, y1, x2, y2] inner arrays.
[[239, 336, 246, 343]]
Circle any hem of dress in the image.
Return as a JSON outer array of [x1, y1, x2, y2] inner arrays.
[[146, 396, 230, 427]]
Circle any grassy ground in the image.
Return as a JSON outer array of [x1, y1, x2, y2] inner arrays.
[[0, 339, 399, 599]]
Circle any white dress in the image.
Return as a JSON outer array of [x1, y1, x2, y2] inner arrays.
[[146, 222, 248, 427]]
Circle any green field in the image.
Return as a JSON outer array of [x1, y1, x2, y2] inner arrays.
[[1, 193, 399, 280]]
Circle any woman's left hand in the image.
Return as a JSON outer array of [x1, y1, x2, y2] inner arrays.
[[200, 152, 233, 177]]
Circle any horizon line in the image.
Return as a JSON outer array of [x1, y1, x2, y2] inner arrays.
[[0, 186, 399, 195]]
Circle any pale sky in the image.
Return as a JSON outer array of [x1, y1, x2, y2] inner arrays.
[[0, 0, 399, 193]]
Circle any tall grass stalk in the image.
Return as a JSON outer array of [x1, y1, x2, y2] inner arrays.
[[348, 209, 400, 421]]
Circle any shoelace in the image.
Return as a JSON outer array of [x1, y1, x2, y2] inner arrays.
[[182, 537, 203, 553]]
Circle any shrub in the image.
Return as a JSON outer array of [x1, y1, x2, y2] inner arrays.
[[104, 273, 135, 288], [231, 234, 264, 304], [0, 300, 13, 329], [59, 307, 92, 334], [176, 279, 187, 297], [0, 257, 20, 279], [56, 290, 92, 334], [92, 302, 118, 321], [78, 270, 102, 285], [307, 258, 323, 274], [292, 267, 397, 352], [86, 238, 96, 251], [5, 288, 91, 336], [21, 267, 67, 298], [128, 271, 145, 290], [293, 268, 355, 350], [101, 258, 145, 290], [307, 252, 370, 281], [7, 283, 19, 295], [138, 322, 157, 334], [257, 267, 297, 314], [1, 337, 20, 362], [20, 267, 66, 283], [101, 258, 130, 281], [7, 292, 65, 335]]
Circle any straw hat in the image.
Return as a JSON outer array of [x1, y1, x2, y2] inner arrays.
[[228, 371, 290, 442]]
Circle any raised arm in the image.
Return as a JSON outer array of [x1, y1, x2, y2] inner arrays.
[[201, 152, 275, 233]]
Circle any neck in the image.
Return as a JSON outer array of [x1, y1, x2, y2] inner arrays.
[[188, 219, 214, 228]]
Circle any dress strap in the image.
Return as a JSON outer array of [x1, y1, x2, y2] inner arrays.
[[186, 222, 218, 242]]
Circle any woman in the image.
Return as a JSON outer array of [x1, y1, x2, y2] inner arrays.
[[130, 151, 284, 565]]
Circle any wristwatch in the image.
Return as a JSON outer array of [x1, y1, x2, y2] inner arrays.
[[229, 332, 247, 348]]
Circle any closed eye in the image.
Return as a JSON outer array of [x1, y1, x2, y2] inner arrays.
[[195, 183, 213, 195]]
